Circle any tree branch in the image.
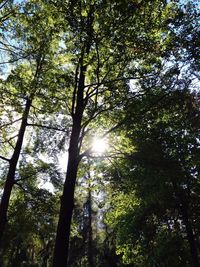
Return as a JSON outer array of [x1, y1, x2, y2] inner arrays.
[[72, 64, 79, 116], [79, 91, 171, 159], [27, 123, 69, 133], [14, 182, 28, 193], [0, 155, 10, 162], [0, 117, 22, 129], [0, 134, 18, 144], [0, 0, 9, 10], [84, 74, 155, 89]]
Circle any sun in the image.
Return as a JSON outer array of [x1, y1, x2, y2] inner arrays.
[[92, 137, 108, 154]]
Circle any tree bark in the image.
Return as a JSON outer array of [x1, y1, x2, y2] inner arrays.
[[88, 186, 94, 267], [0, 98, 32, 246], [53, 5, 94, 263], [53, 65, 86, 267], [52, 146, 80, 267]]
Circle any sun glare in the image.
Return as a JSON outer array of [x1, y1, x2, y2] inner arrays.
[[92, 138, 108, 154]]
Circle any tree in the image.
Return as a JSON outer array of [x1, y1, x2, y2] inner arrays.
[[0, 0, 63, 245], [0, 1, 198, 266], [106, 89, 200, 266], [68, 174, 96, 267], [0, 177, 60, 267], [51, 0, 177, 265], [103, 3, 200, 262]]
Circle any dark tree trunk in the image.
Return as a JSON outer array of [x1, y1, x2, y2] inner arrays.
[[52, 148, 80, 267], [88, 187, 94, 267], [53, 5, 94, 263], [0, 98, 31, 246], [173, 182, 199, 267], [180, 204, 199, 267], [53, 65, 86, 267]]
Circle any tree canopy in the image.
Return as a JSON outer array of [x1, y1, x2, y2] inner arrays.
[[0, 0, 199, 266]]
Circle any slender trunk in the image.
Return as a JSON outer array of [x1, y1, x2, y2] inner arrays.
[[52, 148, 79, 267], [53, 65, 86, 267], [88, 186, 94, 267], [0, 98, 31, 246], [53, 6, 94, 262]]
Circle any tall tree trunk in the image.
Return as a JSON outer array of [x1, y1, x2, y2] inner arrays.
[[0, 98, 31, 246], [52, 146, 80, 267], [88, 185, 94, 267], [53, 65, 85, 267], [53, 5, 94, 263]]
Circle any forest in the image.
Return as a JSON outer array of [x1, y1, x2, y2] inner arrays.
[[0, 0, 199, 266]]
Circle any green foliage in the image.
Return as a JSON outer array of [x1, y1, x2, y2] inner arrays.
[[0, 185, 59, 267], [105, 89, 200, 266], [0, 0, 199, 266]]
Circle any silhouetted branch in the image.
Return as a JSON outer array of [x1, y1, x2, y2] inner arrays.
[[0, 155, 10, 162], [27, 123, 69, 133]]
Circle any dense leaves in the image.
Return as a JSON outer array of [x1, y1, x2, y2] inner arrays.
[[0, 0, 199, 266]]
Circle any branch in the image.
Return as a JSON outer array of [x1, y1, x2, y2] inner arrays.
[[85, 57, 112, 98], [0, 40, 29, 54], [80, 91, 171, 159], [15, 174, 33, 183], [14, 182, 28, 193], [0, 117, 22, 129], [94, 41, 100, 109], [8, 140, 15, 149], [72, 58, 81, 116], [81, 105, 114, 131], [0, 49, 36, 65], [0, 10, 14, 23], [0, 134, 18, 144], [84, 74, 155, 89], [0, 155, 10, 162], [0, 0, 9, 10], [82, 91, 144, 131], [27, 123, 69, 133], [87, 153, 124, 159]]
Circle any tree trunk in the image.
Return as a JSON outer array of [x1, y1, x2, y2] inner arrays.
[[180, 203, 199, 267], [52, 148, 79, 267], [88, 186, 94, 267], [0, 98, 31, 246], [173, 182, 199, 267], [53, 5, 94, 261], [53, 64, 86, 267]]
